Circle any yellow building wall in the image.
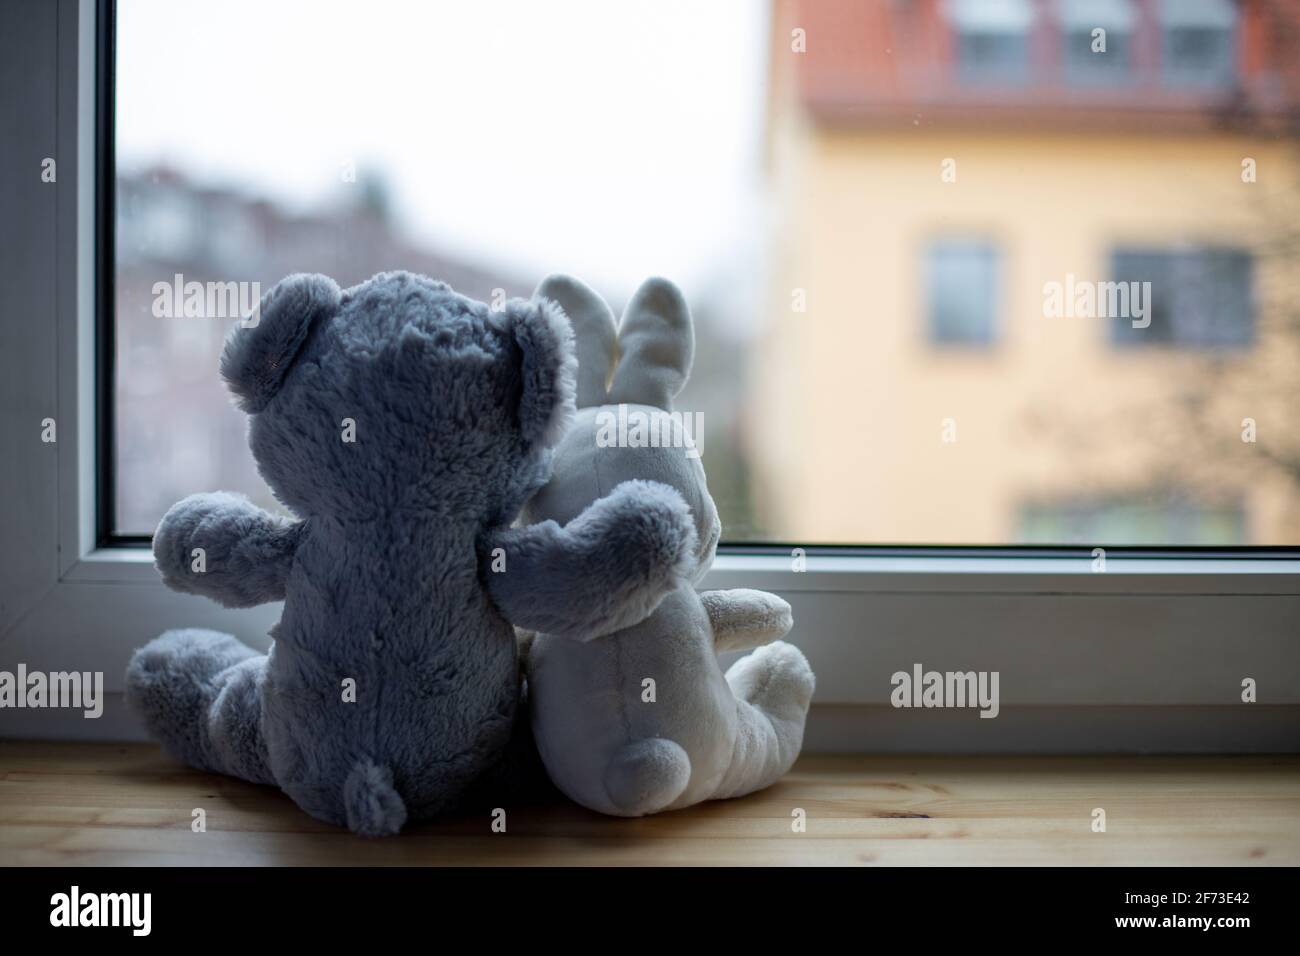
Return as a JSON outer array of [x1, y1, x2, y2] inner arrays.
[[752, 127, 1300, 545]]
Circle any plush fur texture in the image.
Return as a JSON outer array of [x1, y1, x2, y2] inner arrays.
[[126, 271, 698, 836], [523, 274, 816, 817]]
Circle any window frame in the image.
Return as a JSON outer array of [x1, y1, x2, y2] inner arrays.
[[3, 0, 1298, 750]]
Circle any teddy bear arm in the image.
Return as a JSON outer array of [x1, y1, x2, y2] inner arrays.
[[481, 521, 647, 638], [700, 588, 794, 653], [153, 492, 303, 608], [481, 483, 697, 639]]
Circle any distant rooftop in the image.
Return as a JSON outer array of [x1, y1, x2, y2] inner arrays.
[[775, 0, 1300, 133], [115, 165, 529, 303]]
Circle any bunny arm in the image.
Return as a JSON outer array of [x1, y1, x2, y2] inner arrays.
[[153, 492, 305, 608], [481, 479, 698, 640], [701, 589, 793, 652]]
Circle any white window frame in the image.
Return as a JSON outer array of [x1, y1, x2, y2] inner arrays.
[[3, 0, 1298, 750]]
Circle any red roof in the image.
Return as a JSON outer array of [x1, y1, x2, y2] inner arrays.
[[773, 0, 1300, 132]]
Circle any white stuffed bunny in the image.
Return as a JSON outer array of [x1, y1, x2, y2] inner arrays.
[[520, 274, 816, 816]]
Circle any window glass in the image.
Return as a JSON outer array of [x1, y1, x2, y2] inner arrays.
[[947, 0, 1034, 84], [113, 0, 1300, 547], [1110, 248, 1254, 348], [1161, 0, 1237, 88], [1020, 497, 1246, 545], [113, 0, 767, 537], [1060, 0, 1135, 85], [927, 241, 999, 347]]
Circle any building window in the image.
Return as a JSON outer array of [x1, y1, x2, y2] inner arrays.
[[1160, 0, 1238, 89], [1020, 496, 1246, 546], [1110, 247, 1253, 348], [926, 240, 999, 347], [1060, 0, 1135, 86], [946, 0, 1035, 84]]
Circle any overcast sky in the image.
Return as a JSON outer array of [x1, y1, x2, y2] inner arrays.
[[117, 0, 771, 301]]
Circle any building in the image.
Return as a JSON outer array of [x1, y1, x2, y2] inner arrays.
[[752, 0, 1300, 546], [113, 167, 528, 534]]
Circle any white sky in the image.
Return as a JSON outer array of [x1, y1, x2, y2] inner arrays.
[[116, 0, 771, 301]]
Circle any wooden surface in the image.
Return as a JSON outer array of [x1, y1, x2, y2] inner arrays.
[[1, 741, 1297, 865]]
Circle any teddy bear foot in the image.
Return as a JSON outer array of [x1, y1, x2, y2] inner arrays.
[[125, 628, 273, 784]]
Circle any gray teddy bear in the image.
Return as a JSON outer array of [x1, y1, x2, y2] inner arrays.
[[125, 271, 698, 836]]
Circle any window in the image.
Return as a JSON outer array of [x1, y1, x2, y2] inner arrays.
[[946, 0, 1033, 84], [95, 0, 1300, 549], [925, 240, 999, 347], [5, 0, 1299, 752], [1021, 496, 1246, 546], [109, 0, 768, 540], [1060, 0, 1135, 86], [1160, 0, 1237, 89], [1110, 248, 1254, 348]]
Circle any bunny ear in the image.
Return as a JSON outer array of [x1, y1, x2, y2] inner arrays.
[[608, 277, 693, 410], [534, 273, 617, 408]]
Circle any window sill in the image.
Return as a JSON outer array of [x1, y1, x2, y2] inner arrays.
[[4, 544, 1296, 747]]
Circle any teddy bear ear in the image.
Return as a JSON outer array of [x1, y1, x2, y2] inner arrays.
[[220, 273, 341, 413], [533, 273, 616, 409], [504, 295, 578, 448], [608, 276, 693, 410]]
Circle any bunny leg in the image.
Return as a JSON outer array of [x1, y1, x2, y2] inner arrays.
[[712, 641, 815, 801], [602, 738, 693, 817], [126, 628, 274, 785]]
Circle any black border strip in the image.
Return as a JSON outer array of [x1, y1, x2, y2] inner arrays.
[[1, 867, 1282, 939], [90, 0, 1300, 559]]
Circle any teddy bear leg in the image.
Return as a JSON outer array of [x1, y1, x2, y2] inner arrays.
[[126, 628, 274, 785], [453, 673, 558, 814], [713, 641, 816, 801]]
